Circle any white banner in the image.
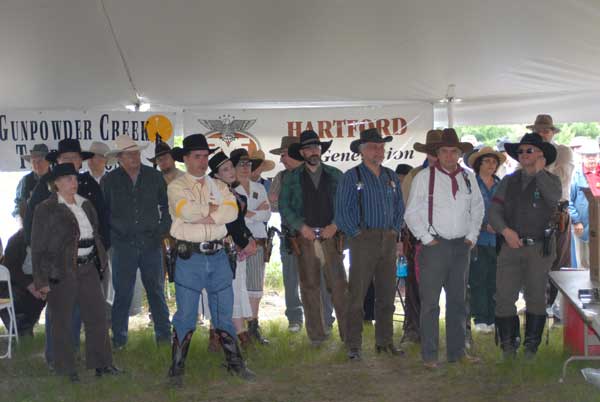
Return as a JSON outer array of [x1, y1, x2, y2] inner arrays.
[[0, 111, 177, 171], [183, 104, 433, 174]]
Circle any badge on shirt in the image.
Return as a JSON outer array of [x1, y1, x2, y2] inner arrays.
[[252, 192, 259, 199]]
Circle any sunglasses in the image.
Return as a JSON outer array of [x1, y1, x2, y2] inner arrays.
[[517, 147, 539, 155]]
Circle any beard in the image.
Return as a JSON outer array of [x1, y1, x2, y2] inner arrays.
[[305, 155, 321, 166]]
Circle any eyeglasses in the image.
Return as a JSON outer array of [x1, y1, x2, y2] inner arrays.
[[237, 161, 252, 167], [517, 147, 539, 155]]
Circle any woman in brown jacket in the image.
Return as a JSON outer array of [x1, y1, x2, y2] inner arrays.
[[31, 163, 119, 382]]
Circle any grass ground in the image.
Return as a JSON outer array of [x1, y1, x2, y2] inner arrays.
[[1, 319, 599, 402]]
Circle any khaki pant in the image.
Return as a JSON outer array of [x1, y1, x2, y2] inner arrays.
[[297, 237, 348, 342], [47, 261, 112, 374], [345, 229, 397, 350], [496, 242, 556, 317]]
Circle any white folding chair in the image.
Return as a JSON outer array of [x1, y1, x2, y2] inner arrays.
[[0, 264, 19, 358]]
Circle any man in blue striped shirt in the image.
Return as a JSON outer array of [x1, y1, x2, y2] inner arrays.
[[335, 128, 405, 361]]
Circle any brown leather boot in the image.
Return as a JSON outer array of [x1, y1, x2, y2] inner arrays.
[[208, 329, 222, 353], [238, 331, 252, 350]]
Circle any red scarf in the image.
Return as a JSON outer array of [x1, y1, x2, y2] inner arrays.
[[435, 162, 463, 199]]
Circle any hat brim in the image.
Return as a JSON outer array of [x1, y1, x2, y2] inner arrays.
[[424, 142, 473, 155], [350, 136, 393, 154], [147, 150, 173, 164], [251, 158, 276, 172], [466, 149, 507, 169], [526, 124, 561, 134], [105, 143, 150, 159], [172, 146, 218, 162], [269, 146, 286, 155], [504, 142, 557, 166], [46, 150, 94, 163], [289, 141, 332, 161]]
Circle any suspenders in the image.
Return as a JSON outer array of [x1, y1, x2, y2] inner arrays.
[[354, 165, 395, 230]]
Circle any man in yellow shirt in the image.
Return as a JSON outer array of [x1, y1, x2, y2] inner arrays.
[[166, 134, 254, 385]]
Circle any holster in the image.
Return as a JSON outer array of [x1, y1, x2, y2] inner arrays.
[[335, 232, 345, 255], [542, 228, 555, 257], [496, 234, 504, 256], [225, 242, 237, 279], [287, 236, 301, 256], [92, 247, 104, 281]]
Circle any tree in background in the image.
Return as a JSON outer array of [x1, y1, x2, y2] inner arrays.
[[455, 123, 600, 147]]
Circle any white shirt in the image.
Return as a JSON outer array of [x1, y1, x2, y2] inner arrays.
[[236, 181, 271, 239], [58, 193, 94, 256], [404, 166, 484, 245]]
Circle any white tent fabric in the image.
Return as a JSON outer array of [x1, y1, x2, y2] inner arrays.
[[1, 0, 600, 124]]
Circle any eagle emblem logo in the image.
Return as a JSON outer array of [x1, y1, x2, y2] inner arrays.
[[198, 114, 257, 146]]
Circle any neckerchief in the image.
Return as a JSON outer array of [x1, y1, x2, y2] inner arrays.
[[435, 161, 463, 199]]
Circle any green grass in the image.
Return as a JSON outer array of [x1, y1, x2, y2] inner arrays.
[[2, 320, 600, 402], [264, 261, 283, 292]]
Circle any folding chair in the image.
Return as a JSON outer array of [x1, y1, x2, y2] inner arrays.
[[0, 264, 19, 358]]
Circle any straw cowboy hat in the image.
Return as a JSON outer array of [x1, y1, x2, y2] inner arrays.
[[526, 114, 560, 133], [466, 146, 507, 169], [22, 143, 49, 162], [423, 128, 473, 154], [504, 133, 557, 166], [270, 136, 299, 155], [413, 130, 443, 155], [349, 128, 392, 154], [249, 149, 276, 173], [575, 138, 600, 155], [106, 135, 149, 158]]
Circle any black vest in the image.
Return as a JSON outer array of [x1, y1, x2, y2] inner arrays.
[[504, 171, 554, 239], [301, 168, 334, 228]]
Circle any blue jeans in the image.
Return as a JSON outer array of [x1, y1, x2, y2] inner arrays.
[[45, 304, 81, 365], [172, 250, 236, 339], [111, 245, 171, 347], [280, 243, 303, 325]]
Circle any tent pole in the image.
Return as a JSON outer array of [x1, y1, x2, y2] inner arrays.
[[447, 100, 454, 128]]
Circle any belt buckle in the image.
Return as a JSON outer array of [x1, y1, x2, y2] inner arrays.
[[198, 242, 212, 253]]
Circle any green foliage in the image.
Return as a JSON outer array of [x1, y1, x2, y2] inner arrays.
[[456, 122, 600, 147], [265, 260, 284, 291]]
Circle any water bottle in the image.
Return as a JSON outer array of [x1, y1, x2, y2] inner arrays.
[[396, 256, 408, 278]]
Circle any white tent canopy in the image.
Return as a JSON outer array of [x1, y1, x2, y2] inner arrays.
[[1, 0, 600, 125]]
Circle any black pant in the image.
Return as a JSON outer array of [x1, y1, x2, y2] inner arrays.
[[363, 281, 375, 321]]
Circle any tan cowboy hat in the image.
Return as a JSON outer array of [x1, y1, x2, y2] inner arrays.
[[249, 149, 276, 172], [466, 146, 507, 169], [270, 136, 299, 155], [526, 114, 560, 133], [424, 128, 473, 154], [413, 130, 443, 154], [106, 135, 149, 158]]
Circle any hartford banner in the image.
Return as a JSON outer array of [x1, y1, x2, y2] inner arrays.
[[183, 103, 433, 173], [0, 111, 177, 171]]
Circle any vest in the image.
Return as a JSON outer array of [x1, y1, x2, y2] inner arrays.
[[504, 171, 554, 239], [301, 168, 334, 228]]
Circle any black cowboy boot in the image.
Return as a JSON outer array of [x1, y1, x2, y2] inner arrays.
[[208, 328, 222, 353], [216, 329, 256, 381], [248, 318, 269, 345], [523, 312, 546, 359], [495, 316, 519, 359], [167, 330, 194, 386]]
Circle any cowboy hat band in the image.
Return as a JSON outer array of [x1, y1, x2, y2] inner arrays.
[[423, 128, 473, 155], [349, 128, 393, 154], [466, 146, 507, 169], [46, 139, 94, 163]]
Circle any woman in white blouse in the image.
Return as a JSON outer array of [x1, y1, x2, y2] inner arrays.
[[230, 149, 272, 345]]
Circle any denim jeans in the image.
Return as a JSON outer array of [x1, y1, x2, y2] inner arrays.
[[111, 245, 171, 347], [45, 304, 81, 365], [172, 250, 236, 338]]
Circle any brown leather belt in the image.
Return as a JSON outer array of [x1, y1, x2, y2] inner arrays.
[[255, 238, 267, 247]]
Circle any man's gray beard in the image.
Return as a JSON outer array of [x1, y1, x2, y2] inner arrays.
[[306, 156, 321, 166], [162, 166, 174, 175]]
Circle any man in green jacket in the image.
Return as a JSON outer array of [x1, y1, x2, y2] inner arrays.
[[279, 130, 348, 346]]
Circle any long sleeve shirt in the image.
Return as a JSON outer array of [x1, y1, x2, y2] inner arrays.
[[404, 166, 484, 245], [569, 167, 590, 241], [335, 163, 404, 238], [168, 173, 238, 242], [101, 165, 171, 250], [236, 181, 271, 239], [546, 143, 574, 200], [488, 169, 562, 234]]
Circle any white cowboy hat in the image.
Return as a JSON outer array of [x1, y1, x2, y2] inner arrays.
[[105, 135, 149, 158]]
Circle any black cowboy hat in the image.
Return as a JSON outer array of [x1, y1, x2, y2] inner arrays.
[[288, 130, 332, 161], [48, 163, 78, 181], [46, 139, 94, 163], [504, 133, 557, 166], [230, 148, 251, 167], [395, 163, 412, 175], [171, 134, 217, 162], [208, 151, 231, 176], [350, 128, 393, 154], [147, 142, 173, 163]]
